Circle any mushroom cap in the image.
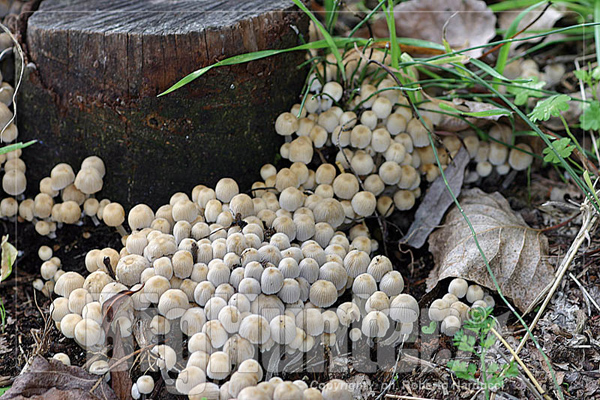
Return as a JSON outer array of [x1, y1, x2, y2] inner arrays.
[[273, 382, 304, 400], [295, 308, 324, 336], [74, 318, 104, 347], [206, 351, 231, 380], [103, 203, 125, 227], [74, 167, 103, 194], [379, 270, 404, 297], [239, 314, 270, 344], [116, 254, 149, 286], [362, 310, 390, 338], [309, 279, 338, 308], [55, 271, 85, 297], [277, 278, 301, 304], [313, 198, 345, 229], [351, 191, 376, 217], [352, 273, 377, 299], [238, 386, 271, 400], [2, 168, 26, 196], [367, 255, 393, 282], [466, 284, 485, 303], [389, 293, 420, 323], [275, 112, 299, 136], [270, 314, 297, 345], [508, 143, 534, 171], [448, 278, 468, 298], [441, 315, 462, 336], [176, 366, 206, 395], [215, 178, 239, 203], [158, 289, 189, 319], [319, 261, 347, 290], [50, 163, 75, 191]]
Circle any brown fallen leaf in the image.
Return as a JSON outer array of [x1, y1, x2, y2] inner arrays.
[[373, 0, 496, 58], [2, 356, 118, 400], [109, 325, 133, 400], [401, 147, 470, 248], [427, 188, 554, 313]]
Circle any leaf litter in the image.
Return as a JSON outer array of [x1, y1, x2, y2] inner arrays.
[[427, 188, 555, 312]]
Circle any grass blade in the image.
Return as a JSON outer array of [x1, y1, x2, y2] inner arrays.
[[292, 0, 346, 82]]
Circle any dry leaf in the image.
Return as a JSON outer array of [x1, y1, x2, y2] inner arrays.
[[427, 188, 554, 312], [375, 0, 496, 58], [402, 147, 469, 248], [435, 98, 511, 131], [499, 6, 563, 46], [2, 356, 118, 400], [1, 235, 17, 281]]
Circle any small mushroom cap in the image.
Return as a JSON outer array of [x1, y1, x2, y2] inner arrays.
[[50, 163, 75, 191], [176, 366, 206, 395], [275, 112, 299, 136], [52, 353, 71, 366], [188, 382, 220, 400], [206, 351, 231, 380], [441, 315, 462, 336], [137, 375, 155, 394], [2, 168, 26, 196], [379, 271, 404, 297], [362, 310, 390, 338], [74, 168, 103, 194], [103, 203, 125, 227], [508, 143, 534, 171], [466, 284, 485, 303], [239, 314, 271, 344], [55, 271, 85, 297], [389, 293, 420, 323], [158, 289, 189, 319], [448, 278, 468, 298], [309, 279, 338, 308], [74, 318, 104, 347]]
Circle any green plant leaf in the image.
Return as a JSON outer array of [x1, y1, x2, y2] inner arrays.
[[292, 0, 346, 82], [0, 386, 11, 395], [505, 362, 520, 378], [506, 77, 546, 106], [542, 137, 574, 164], [471, 59, 530, 83], [421, 321, 437, 334], [574, 69, 590, 82], [528, 94, 571, 122], [0, 140, 36, 156], [580, 101, 600, 131]]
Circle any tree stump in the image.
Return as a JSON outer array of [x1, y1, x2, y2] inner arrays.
[[18, 0, 308, 207]]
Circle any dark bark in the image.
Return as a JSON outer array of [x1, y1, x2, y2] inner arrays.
[[18, 0, 308, 207]]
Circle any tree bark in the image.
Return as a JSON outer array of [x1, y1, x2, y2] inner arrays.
[[18, 0, 308, 207]]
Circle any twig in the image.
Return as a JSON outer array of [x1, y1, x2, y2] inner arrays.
[[569, 272, 600, 313], [490, 327, 549, 400]]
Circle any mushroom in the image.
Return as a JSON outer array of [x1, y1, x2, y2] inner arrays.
[[74, 318, 104, 347], [116, 254, 149, 286], [275, 112, 299, 136], [157, 289, 189, 319], [2, 168, 26, 196], [322, 379, 352, 400], [239, 314, 270, 344], [103, 202, 127, 236], [52, 353, 71, 366], [273, 382, 304, 400], [206, 351, 231, 380], [428, 299, 451, 322], [389, 293, 419, 324], [50, 163, 75, 191], [466, 284, 484, 303], [188, 382, 220, 400], [74, 168, 103, 195], [362, 310, 390, 338], [508, 143, 534, 171], [137, 375, 155, 395], [441, 315, 462, 336], [176, 366, 206, 395]]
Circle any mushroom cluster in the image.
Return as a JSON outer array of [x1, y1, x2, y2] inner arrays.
[[39, 172, 420, 398], [427, 278, 495, 336], [274, 86, 534, 220]]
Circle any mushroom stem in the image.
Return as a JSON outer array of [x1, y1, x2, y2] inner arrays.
[[115, 224, 128, 237], [90, 215, 100, 226]]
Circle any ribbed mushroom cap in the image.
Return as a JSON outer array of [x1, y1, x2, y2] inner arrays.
[[74, 168, 103, 195], [441, 315, 462, 336], [217, 305, 241, 333], [295, 308, 324, 336], [215, 178, 239, 203], [365, 291, 390, 315], [277, 278, 301, 304], [206, 353, 231, 381], [362, 310, 390, 338], [55, 271, 85, 297], [313, 198, 345, 228], [466, 284, 484, 303], [74, 318, 104, 347], [343, 250, 370, 278], [351, 191, 376, 217], [389, 293, 419, 323], [275, 112, 299, 136], [223, 334, 255, 366], [270, 314, 297, 345], [202, 320, 228, 349], [319, 261, 347, 290], [115, 254, 149, 286], [298, 258, 320, 283], [261, 267, 284, 294], [352, 273, 377, 299], [332, 173, 359, 200], [239, 314, 270, 344], [379, 271, 404, 296], [238, 278, 261, 301], [50, 163, 75, 191], [367, 255, 393, 282], [204, 296, 227, 320], [309, 280, 338, 308], [157, 289, 189, 319]]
